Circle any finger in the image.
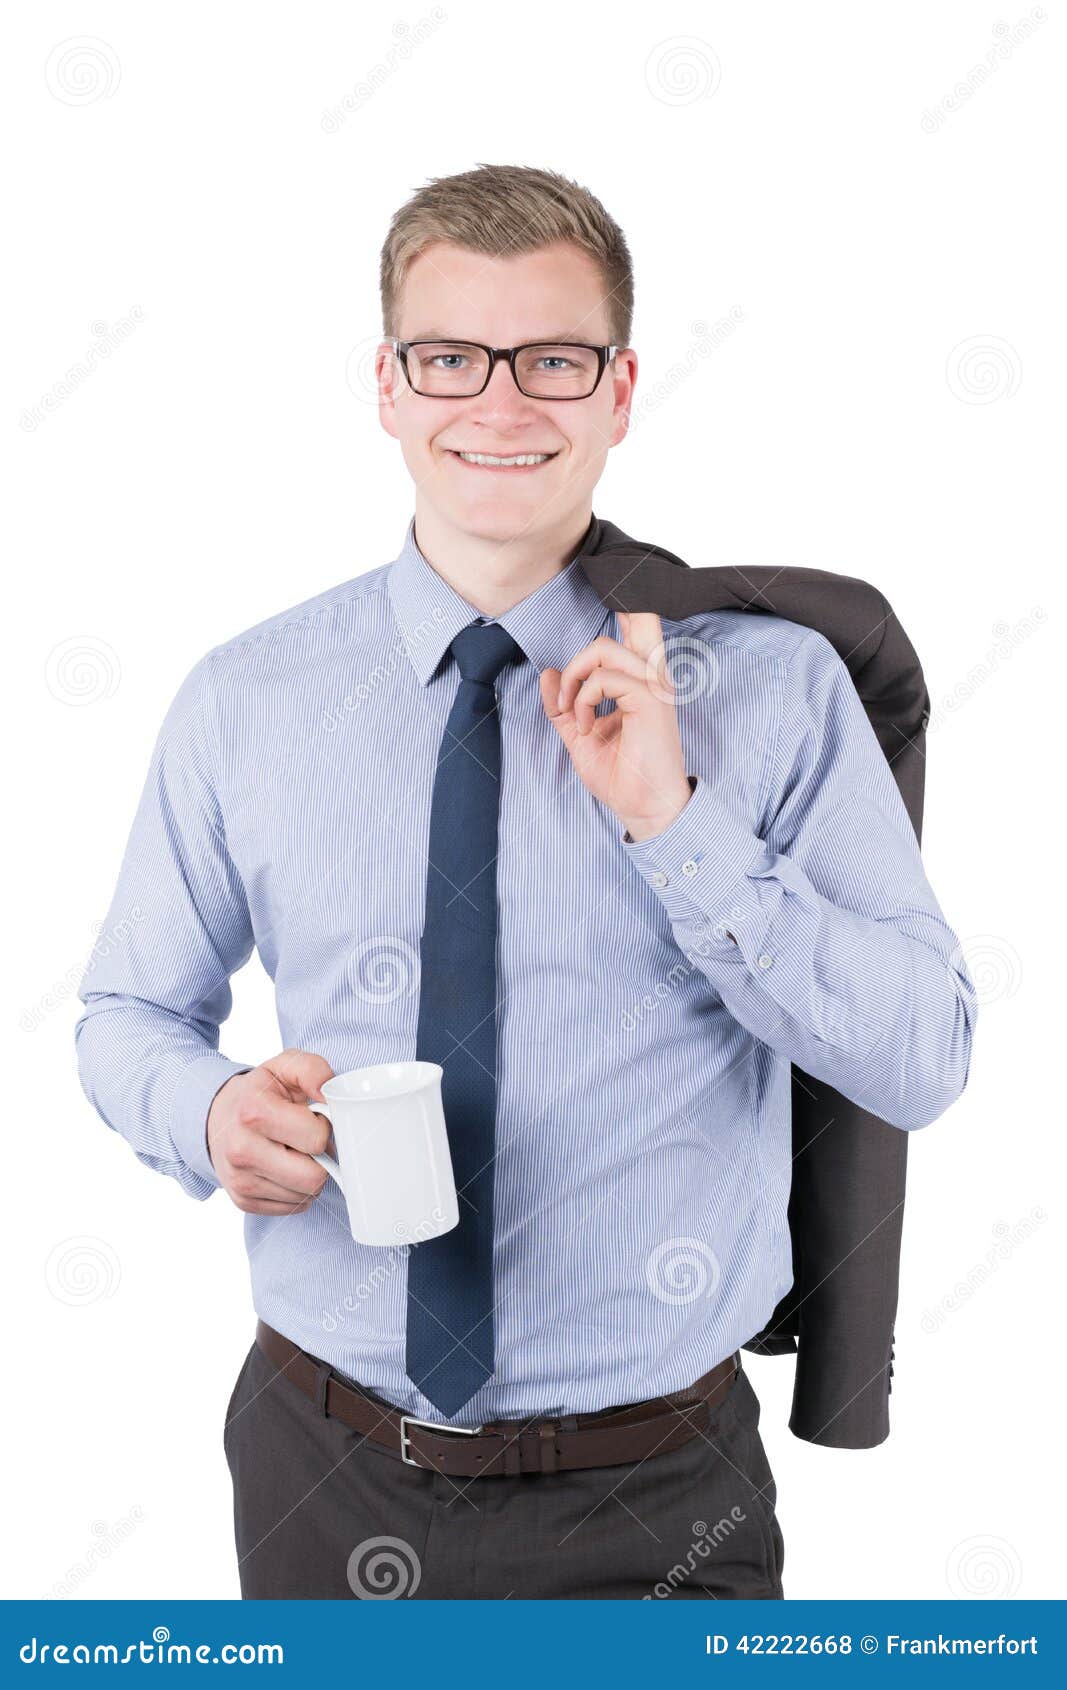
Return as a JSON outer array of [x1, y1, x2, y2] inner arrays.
[[618, 610, 663, 660], [257, 1097, 333, 1156], [540, 668, 580, 755], [241, 1171, 320, 1204], [231, 1195, 317, 1216], [542, 665, 626, 748], [587, 710, 623, 750], [260, 1049, 335, 1103], [239, 1136, 331, 1196], [573, 667, 646, 733], [539, 667, 564, 720], [619, 611, 675, 705], [556, 636, 649, 714]]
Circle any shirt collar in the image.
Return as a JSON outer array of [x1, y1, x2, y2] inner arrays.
[[385, 513, 613, 685]]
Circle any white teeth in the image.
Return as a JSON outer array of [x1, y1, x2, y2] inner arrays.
[[456, 451, 551, 467]]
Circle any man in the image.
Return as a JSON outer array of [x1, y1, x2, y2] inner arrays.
[[75, 163, 976, 1600]]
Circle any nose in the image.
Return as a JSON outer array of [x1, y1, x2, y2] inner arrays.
[[465, 355, 540, 426]]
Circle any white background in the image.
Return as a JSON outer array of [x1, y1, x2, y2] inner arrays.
[[3, 0, 1062, 1601]]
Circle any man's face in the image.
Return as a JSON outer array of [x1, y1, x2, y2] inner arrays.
[[377, 240, 637, 548]]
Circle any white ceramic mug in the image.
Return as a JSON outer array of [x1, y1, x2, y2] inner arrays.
[[308, 1060, 459, 1247]]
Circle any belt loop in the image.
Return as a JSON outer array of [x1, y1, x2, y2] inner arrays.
[[539, 1424, 560, 1475], [313, 1361, 331, 1418]]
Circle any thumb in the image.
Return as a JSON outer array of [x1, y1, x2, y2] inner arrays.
[[261, 1048, 335, 1104], [619, 610, 664, 662]]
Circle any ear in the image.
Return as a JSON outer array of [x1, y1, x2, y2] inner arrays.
[[377, 341, 402, 441], [609, 346, 638, 447]]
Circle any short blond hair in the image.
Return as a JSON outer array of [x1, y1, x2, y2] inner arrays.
[[380, 162, 634, 346]]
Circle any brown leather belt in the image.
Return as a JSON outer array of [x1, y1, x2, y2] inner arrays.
[[255, 1320, 740, 1478]]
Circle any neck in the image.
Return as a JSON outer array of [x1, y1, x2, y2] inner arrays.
[[411, 499, 595, 618]]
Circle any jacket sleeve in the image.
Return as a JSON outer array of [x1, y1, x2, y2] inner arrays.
[[621, 627, 977, 1131], [73, 654, 256, 1198]]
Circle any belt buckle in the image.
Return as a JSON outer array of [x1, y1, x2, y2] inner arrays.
[[399, 1413, 484, 1468]]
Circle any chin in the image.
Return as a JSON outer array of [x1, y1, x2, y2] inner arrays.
[[449, 504, 538, 545], [448, 483, 550, 530]]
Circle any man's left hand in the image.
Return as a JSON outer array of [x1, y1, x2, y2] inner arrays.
[[540, 611, 692, 844]]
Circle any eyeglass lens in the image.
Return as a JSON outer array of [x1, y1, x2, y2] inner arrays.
[[404, 343, 602, 398]]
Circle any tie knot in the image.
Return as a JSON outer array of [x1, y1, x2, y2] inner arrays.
[[450, 619, 525, 688]]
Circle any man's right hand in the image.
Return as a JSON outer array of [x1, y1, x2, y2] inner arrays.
[[207, 1049, 335, 1214]]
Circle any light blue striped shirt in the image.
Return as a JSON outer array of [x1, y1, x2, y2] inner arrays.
[[75, 514, 976, 1424]]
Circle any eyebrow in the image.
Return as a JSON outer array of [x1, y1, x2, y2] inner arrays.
[[404, 331, 595, 344]]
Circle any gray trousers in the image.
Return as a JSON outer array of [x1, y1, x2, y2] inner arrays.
[[224, 1338, 785, 1599]]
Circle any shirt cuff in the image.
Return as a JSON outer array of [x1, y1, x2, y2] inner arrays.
[[621, 775, 769, 939], [168, 1052, 254, 1189]]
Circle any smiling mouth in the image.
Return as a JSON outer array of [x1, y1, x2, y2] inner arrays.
[[446, 449, 559, 472]]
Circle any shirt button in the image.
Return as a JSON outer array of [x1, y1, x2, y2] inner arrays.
[[651, 871, 669, 888], [681, 859, 699, 877], [757, 952, 774, 969]]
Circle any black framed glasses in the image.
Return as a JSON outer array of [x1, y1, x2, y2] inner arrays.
[[388, 338, 618, 400]]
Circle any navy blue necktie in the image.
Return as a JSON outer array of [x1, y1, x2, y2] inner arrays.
[[405, 618, 525, 1417]]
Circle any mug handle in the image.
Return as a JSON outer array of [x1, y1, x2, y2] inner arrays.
[[307, 1100, 345, 1194]]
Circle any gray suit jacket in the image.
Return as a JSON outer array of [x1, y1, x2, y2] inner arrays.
[[579, 514, 930, 1448]]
